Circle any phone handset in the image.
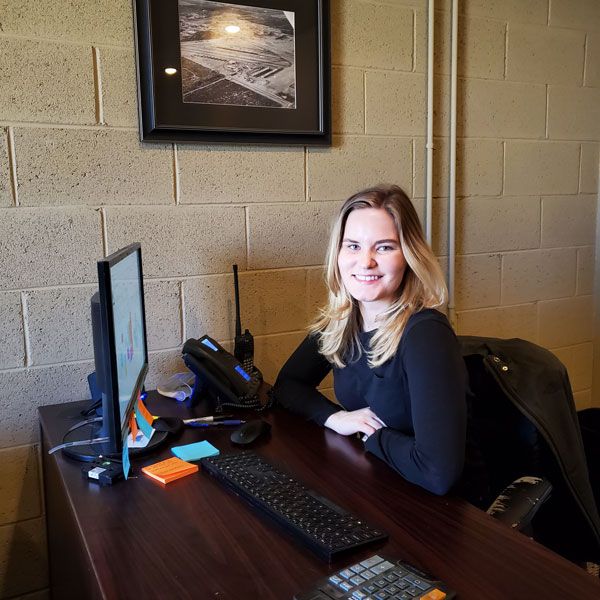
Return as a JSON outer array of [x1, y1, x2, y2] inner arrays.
[[182, 335, 262, 409]]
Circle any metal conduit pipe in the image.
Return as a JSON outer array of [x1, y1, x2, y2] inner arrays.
[[425, 0, 435, 245], [447, 0, 459, 328]]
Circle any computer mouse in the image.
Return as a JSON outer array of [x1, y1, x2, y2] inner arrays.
[[152, 416, 183, 434], [230, 419, 271, 446]]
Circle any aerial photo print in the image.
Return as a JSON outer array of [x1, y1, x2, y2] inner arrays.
[[178, 0, 296, 109]]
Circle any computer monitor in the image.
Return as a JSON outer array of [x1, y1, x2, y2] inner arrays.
[[63, 243, 166, 461], [94, 242, 148, 453]]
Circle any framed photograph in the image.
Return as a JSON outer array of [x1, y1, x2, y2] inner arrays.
[[133, 0, 330, 145]]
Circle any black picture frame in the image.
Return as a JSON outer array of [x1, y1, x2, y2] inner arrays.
[[133, 0, 331, 145]]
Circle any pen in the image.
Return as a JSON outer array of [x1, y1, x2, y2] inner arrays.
[[186, 419, 246, 427], [183, 415, 234, 424]]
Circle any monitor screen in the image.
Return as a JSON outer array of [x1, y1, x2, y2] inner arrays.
[[96, 243, 149, 453], [109, 250, 147, 428]]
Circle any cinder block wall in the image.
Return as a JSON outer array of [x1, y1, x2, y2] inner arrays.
[[0, 0, 598, 597]]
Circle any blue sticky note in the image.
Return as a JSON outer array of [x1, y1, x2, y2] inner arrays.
[[171, 441, 220, 462], [135, 404, 154, 440], [122, 429, 131, 480]]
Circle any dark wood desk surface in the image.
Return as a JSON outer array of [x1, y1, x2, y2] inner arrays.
[[40, 393, 600, 600]]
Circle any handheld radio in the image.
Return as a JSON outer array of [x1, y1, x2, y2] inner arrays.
[[233, 264, 255, 374]]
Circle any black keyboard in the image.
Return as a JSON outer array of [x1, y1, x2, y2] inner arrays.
[[294, 554, 456, 600], [200, 452, 388, 561]]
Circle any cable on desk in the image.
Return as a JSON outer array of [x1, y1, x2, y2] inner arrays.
[[47, 417, 108, 455]]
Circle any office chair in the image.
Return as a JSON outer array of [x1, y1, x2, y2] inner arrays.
[[459, 336, 600, 569]]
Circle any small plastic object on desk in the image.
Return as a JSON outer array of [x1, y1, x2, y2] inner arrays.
[[171, 440, 220, 462], [82, 459, 124, 486]]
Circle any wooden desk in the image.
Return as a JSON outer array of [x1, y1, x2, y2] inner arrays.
[[40, 393, 600, 599]]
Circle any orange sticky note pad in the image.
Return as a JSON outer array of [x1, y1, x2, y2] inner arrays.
[[129, 412, 138, 441], [141, 457, 199, 485], [136, 396, 154, 426], [419, 589, 446, 600]]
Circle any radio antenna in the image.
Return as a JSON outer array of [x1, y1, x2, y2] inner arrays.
[[233, 264, 242, 338]]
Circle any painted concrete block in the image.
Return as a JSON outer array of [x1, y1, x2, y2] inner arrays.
[[552, 343, 593, 393], [184, 269, 308, 340], [502, 248, 577, 305], [433, 74, 451, 138], [580, 143, 599, 194], [331, 0, 413, 70], [428, 196, 449, 258], [247, 202, 340, 270], [178, 145, 304, 204], [456, 303, 538, 342], [459, 79, 546, 139], [0, 0, 133, 45], [0, 445, 41, 526], [15, 128, 173, 207], [0, 130, 11, 208], [414, 138, 503, 199], [506, 24, 585, 85], [145, 280, 182, 351], [104, 205, 246, 278], [457, 196, 540, 254], [504, 141, 580, 196], [320, 388, 337, 403], [253, 331, 306, 384], [99, 46, 138, 128], [541, 195, 597, 248], [573, 389, 592, 411], [577, 246, 594, 296], [184, 275, 235, 343], [413, 7, 428, 75], [549, 0, 600, 30], [0, 207, 101, 289], [25, 279, 179, 364], [146, 349, 187, 391], [0, 38, 95, 124], [586, 32, 600, 88], [307, 267, 328, 322], [308, 136, 412, 201], [0, 292, 24, 369], [548, 86, 600, 140], [0, 362, 91, 449], [238, 269, 309, 336], [461, 0, 548, 24], [0, 518, 48, 597], [538, 295, 593, 348], [332, 66, 364, 135], [365, 71, 426, 136], [25, 286, 94, 366], [432, 11, 505, 79], [458, 139, 504, 197], [455, 253, 501, 310]]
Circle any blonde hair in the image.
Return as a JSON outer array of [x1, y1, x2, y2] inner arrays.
[[310, 185, 447, 368]]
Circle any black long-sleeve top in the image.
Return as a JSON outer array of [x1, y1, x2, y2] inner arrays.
[[274, 309, 468, 495]]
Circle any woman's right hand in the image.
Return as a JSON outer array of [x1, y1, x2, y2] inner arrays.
[[324, 408, 385, 437]]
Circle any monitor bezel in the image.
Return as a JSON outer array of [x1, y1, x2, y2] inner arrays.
[[97, 242, 149, 453]]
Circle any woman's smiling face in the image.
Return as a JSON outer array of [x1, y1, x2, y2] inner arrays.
[[337, 207, 407, 314]]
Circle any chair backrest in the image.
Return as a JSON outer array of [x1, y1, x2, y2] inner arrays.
[[460, 342, 600, 563], [462, 354, 546, 507]]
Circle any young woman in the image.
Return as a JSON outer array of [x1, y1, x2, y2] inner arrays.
[[274, 185, 467, 495]]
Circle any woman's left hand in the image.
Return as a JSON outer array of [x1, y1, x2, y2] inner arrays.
[[324, 408, 385, 437]]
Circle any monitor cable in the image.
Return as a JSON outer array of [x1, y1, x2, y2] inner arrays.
[[47, 416, 109, 455]]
